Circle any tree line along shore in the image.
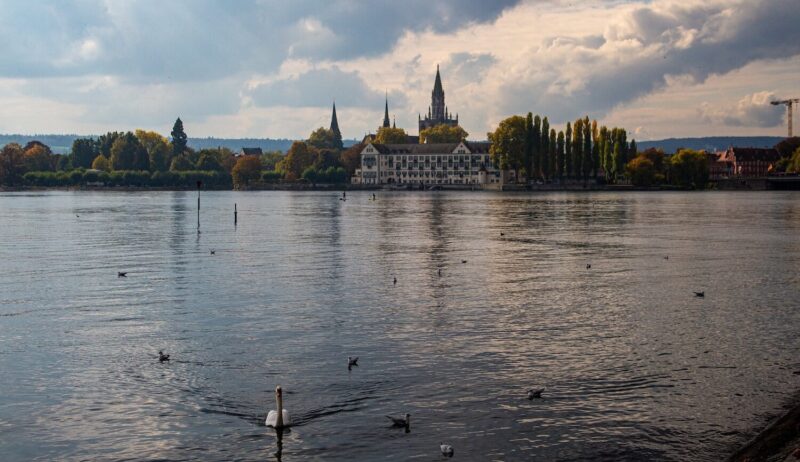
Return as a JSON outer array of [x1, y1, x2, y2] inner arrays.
[[2, 116, 800, 191]]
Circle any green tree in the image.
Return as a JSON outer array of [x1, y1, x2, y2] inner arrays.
[[97, 132, 122, 158], [548, 128, 557, 179], [625, 156, 656, 186], [572, 118, 583, 180], [524, 113, 534, 179], [419, 124, 468, 144], [629, 139, 638, 160], [613, 128, 628, 180], [260, 151, 284, 171], [556, 130, 565, 179], [170, 117, 188, 157], [487, 115, 527, 178], [669, 149, 709, 188], [532, 115, 542, 179], [135, 129, 172, 172], [540, 117, 550, 179], [71, 138, 99, 169], [374, 126, 408, 144], [231, 155, 262, 188], [91, 154, 111, 172], [0, 143, 26, 185], [565, 122, 572, 178], [582, 116, 592, 181], [110, 132, 149, 171], [307, 127, 342, 150], [169, 155, 194, 171], [196, 153, 224, 171], [591, 120, 599, 177], [786, 147, 800, 173]]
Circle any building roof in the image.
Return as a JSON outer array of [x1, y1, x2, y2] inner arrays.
[[726, 147, 781, 162], [367, 140, 490, 155], [240, 147, 263, 156]]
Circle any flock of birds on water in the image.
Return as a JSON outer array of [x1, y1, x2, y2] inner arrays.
[[110, 191, 708, 459]]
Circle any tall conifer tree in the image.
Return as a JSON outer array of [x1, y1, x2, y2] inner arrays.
[[533, 115, 542, 179], [565, 122, 572, 178], [556, 130, 565, 180], [540, 117, 550, 179]]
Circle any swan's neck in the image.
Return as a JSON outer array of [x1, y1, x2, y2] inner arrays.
[[276, 394, 284, 427]]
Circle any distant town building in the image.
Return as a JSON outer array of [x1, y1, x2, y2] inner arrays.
[[717, 147, 781, 177], [351, 141, 500, 186], [419, 65, 459, 133], [239, 147, 263, 157]]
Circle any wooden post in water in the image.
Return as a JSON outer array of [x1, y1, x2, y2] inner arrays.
[[234, 203, 238, 226], [196, 180, 202, 233]]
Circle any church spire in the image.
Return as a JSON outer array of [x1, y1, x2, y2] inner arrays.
[[382, 92, 391, 128], [330, 101, 340, 137], [433, 64, 444, 96], [392, 115, 396, 129]]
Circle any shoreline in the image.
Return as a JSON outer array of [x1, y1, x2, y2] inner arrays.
[[728, 391, 800, 461]]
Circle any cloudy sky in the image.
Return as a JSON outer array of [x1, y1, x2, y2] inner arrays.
[[1, 0, 798, 140]]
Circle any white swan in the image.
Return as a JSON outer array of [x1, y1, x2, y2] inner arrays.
[[440, 443, 454, 458], [265, 385, 291, 428]]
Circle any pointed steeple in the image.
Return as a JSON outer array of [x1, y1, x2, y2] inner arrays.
[[382, 92, 391, 128], [330, 101, 340, 137], [433, 64, 443, 96], [392, 115, 396, 129]]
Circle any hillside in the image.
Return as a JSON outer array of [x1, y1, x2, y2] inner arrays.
[[637, 136, 785, 153]]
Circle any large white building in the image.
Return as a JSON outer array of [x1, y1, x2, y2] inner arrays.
[[352, 141, 503, 186]]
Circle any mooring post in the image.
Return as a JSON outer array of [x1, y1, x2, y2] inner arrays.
[[196, 180, 202, 233], [234, 203, 238, 226]]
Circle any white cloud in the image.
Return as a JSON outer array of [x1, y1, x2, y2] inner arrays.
[[700, 91, 783, 128]]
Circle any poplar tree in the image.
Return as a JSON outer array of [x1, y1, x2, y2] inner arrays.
[[533, 115, 542, 179], [549, 128, 557, 179], [591, 120, 599, 178], [556, 130, 565, 180], [572, 118, 583, 181], [540, 117, 550, 180], [582, 116, 592, 181], [525, 113, 534, 181], [565, 122, 572, 178]]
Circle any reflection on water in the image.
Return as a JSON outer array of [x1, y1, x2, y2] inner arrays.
[[1, 190, 799, 461]]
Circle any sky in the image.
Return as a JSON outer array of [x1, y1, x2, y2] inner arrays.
[[0, 0, 798, 141]]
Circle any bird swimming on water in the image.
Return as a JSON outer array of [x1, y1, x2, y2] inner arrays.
[[158, 350, 170, 362], [500, 232, 505, 236], [527, 387, 545, 399], [694, 291, 705, 297], [117, 272, 127, 278], [393, 277, 397, 285], [440, 443, 454, 458], [386, 413, 410, 428], [266, 385, 291, 428], [210, 249, 215, 255], [461, 260, 467, 264], [348, 356, 358, 369], [438, 268, 442, 277]]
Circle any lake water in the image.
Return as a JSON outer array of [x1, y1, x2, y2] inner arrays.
[[1, 190, 799, 461]]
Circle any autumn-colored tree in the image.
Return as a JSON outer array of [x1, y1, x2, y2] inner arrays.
[[488, 115, 526, 178], [282, 141, 318, 180], [170, 118, 188, 157], [71, 138, 99, 169], [231, 155, 262, 188], [0, 143, 26, 185], [786, 147, 800, 173], [374, 126, 408, 144], [625, 156, 656, 186], [91, 154, 111, 172], [135, 129, 172, 172], [24, 144, 53, 172], [110, 132, 149, 171], [419, 124, 468, 143], [340, 143, 363, 175], [307, 127, 343, 150]]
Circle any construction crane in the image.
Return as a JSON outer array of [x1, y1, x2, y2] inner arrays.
[[771, 98, 799, 137]]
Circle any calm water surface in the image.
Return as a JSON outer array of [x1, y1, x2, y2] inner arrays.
[[1, 191, 799, 461]]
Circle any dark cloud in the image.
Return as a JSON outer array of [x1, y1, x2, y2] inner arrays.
[[0, 0, 521, 81], [248, 67, 406, 109]]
